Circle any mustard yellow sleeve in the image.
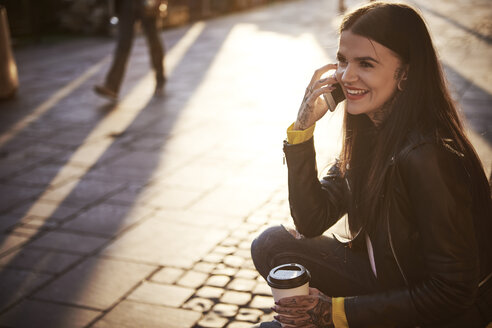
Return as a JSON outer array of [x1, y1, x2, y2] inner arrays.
[[286, 122, 315, 145], [332, 297, 349, 328]]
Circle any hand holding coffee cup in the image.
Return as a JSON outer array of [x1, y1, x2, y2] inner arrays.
[[272, 287, 334, 327], [267, 263, 311, 302]]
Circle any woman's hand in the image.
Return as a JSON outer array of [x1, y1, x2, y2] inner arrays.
[[272, 287, 334, 328], [294, 64, 339, 131]]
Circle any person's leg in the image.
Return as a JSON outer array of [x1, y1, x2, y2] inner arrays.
[[251, 225, 380, 297], [103, 0, 137, 94], [338, 0, 346, 12], [139, 11, 166, 91]]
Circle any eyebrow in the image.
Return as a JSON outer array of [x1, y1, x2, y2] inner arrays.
[[337, 52, 380, 64]]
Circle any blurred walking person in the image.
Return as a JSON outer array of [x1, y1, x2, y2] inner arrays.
[[94, 0, 166, 101]]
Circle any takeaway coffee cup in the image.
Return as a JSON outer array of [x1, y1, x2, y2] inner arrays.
[[267, 263, 311, 302]]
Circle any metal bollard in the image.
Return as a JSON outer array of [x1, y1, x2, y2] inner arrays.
[[0, 5, 18, 99]]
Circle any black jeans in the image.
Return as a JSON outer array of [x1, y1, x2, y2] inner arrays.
[[105, 0, 165, 93], [251, 225, 381, 298]]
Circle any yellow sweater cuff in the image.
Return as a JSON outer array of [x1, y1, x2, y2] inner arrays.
[[286, 122, 315, 145], [332, 297, 349, 328]]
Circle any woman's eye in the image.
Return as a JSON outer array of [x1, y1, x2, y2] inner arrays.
[[360, 61, 374, 68], [337, 59, 347, 66]]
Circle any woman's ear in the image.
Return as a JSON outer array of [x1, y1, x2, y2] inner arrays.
[[397, 65, 409, 91]]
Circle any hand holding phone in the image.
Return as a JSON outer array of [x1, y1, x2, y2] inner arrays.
[[322, 83, 345, 112], [294, 64, 343, 130]]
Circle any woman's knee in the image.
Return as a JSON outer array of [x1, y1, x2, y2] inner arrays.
[[251, 226, 287, 256], [251, 225, 290, 276]]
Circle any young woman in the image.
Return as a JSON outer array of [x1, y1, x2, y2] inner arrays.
[[251, 2, 492, 327]]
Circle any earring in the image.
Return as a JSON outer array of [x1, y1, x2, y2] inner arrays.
[[397, 78, 406, 91]]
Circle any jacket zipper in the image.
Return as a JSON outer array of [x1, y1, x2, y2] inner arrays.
[[387, 206, 409, 286]]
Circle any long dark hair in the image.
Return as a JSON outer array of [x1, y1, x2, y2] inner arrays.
[[338, 2, 491, 239]]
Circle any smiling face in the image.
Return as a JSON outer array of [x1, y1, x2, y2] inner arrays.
[[336, 30, 404, 123]]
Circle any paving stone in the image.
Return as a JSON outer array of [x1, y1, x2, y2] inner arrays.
[[223, 255, 244, 268], [0, 184, 43, 213], [193, 262, 216, 273], [189, 186, 270, 218], [238, 241, 252, 250], [206, 275, 231, 288], [128, 281, 194, 307], [0, 268, 52, 312], [235, 269, 258, 280], [259, 312, 276, 323], [212, 264, 238, 276], [220, 237, 241, 247], [88, 150, 178, 184], [246, 214, 269, 225], [11, 200, 83, 221], [177, 270, 209, 288], [197, 313, 229, 328], [158, 158, 234, 192], [0, 299, 100, 328], [203, 252, 225, 264], [231, 229, 249, 239], [18, 217, 59, 229], [146, 188, 203, 209], [241, 258, 256, 270], [10, 163, 85, 188], [233, 249, 251, 259], [62, 202, 152, 237], [101, 218, 228, 268], [250, 295, 274, 311], [41, 178, 124, 206], [212, 303, 239, 317], [253, 281, 271, 296], [0, 247, 81, 274], [183, 297, 215, 312], [30, 230, 108, 254], [35, 257, 155, 310], [92, 300, 201, 328], [153, 208, 244, 230], [122, 133, 169, 151], [220, 291, 251, 306], [226, 322, 253, 328], [195, 286, 224, 300], [0, 233, 30, 256], [150, 267, 184, 284], [228, 278, 256, 292], [0, 156, 38, 180], [236, 308, 264, 323], [0, 214, 23, 232], [104, 183, 156, 206], [214, 246, 237, 255], [242, 223, 265, 234], [10, 225, 46, 239]]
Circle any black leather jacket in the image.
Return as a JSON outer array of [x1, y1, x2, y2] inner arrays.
[[283, 135, 492, 327]]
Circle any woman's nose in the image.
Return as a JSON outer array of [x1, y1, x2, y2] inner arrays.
[[340, 64, 358, 83]]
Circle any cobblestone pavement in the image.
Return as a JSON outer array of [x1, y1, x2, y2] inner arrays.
[[0, 0, 490, 327]]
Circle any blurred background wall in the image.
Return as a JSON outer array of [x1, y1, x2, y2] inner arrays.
[[0, 0, 289, 43]]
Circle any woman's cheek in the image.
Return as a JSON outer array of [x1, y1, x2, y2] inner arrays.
[[335, 66, 344, 81]]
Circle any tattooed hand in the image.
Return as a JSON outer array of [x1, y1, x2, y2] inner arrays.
[[272, 288, 334, 328], [294, 64, 339, 131]]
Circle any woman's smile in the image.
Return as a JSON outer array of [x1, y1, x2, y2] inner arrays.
[[345, 86, 369, 100]]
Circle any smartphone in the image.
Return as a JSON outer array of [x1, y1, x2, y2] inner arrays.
[[323, 83, 345, 112]]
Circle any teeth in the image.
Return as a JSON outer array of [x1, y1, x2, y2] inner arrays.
[[347, 89, 367, 95]]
